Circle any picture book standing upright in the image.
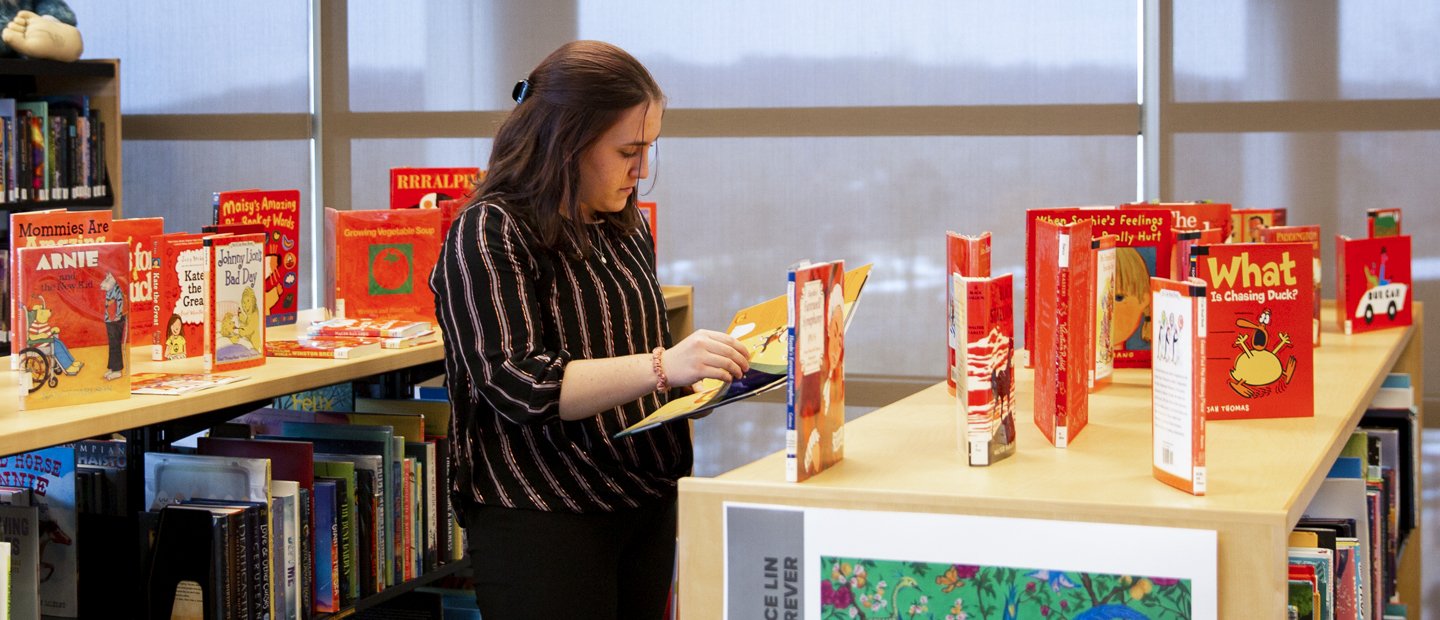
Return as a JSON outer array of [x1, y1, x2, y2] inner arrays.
[[787, 260, 846, 482], [1149, 277, 1207, 495], [204, 232, 267, 373], [150, 233, 207, 361], [8, 208, 113, 365], [214, 189, 302, 326], [388, 167, 481, 210], [1191, 242, 1314, 421], [1259, 225, 1322, 345], [1127, 201, 1234, 242], [945, 231, 990, 396], [1230, 207, 1286, 243], [1366, 208, 1401, 238], [15, 242, 130, 410], [323, 208, 443, 324], [109, 216, 165, 347], [1335, 233, 1411, 335], [952, 271, 1016, 466], [1031, 219, 1092, 447]]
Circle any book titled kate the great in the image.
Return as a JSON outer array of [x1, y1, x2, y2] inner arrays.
[[214, 189, 302, 326], [323, 207, 443, 324], [787, 260, 846, 482], [15, 242, 130, 410], [1191, 242, 1314, 421], [150, 232, 207, 362], [1150, 277, 1207, 495], [204, 232, 267, 373]]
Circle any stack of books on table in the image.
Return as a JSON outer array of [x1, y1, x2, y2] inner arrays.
[[267, 318, 435, 360]]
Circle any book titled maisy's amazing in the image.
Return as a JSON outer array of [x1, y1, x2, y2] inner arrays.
[[1149, 277, 1207, 495], [1192, 242, 1314, 421], [787, 259, 846, 482], [15, 242, 131, 410], [213, 188, 302, 326], [204, 232, 267, 373], [953, 271, 1016, 466]]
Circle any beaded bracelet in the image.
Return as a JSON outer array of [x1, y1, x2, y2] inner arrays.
[[651, 346, 669, 392]]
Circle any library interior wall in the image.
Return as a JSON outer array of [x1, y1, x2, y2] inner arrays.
[[68, 2, 1439, 450]]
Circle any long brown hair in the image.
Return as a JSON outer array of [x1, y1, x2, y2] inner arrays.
[[473, 40, 663, 257]]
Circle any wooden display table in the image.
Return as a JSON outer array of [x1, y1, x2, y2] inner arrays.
[[678, 304, 1423, 618]]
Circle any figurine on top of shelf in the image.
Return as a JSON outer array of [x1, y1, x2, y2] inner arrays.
[[1, 0, 83, 62]]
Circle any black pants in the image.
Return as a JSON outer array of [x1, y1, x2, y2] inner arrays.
[[465, 497, 676, 620], [105, 318, 125, 372]]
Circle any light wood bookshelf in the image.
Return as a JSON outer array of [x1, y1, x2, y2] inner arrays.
[[677, 303, 1423, 618]]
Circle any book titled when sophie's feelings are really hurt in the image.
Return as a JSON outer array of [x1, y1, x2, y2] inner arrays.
[[1192, 242, 1313, 421], [1150, 277, 1207, 495], [15, 242, 130, 410], [213, 189, 302, 326], [204, 233, 267, 373]]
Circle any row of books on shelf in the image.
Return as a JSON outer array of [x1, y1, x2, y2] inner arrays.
[[1289, 374, 1419, 620], [0, 387, 463, 619], [0, 96, 109, 205]]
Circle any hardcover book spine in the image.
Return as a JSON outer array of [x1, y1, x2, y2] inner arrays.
[[1054, 237, 1070, 449], [784, 269, 799, 482]]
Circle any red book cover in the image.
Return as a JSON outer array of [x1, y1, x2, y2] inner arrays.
[[953, 272, 1016, 466], [323, 208, 443, 324], [1334, 234, 1411, 335], [1032, 219, 1092, 447], [151, 233, 207, 361], [637, 201, 658, 255], [388, 167, 481, 210], [1172, 227, 1225, 280], [1230, 207, 1287, 243], [1091, 234, 1117, 390], [1366, 208, 1402, 238], [8, 209, 113, 363], [1259, 225, 1322, 346], [1192, 242, 1313, 420], [1026, 206, 1173, 369], [109, 217, 165, 347], [1127, 201, 1233, 241], [204, 233, 267, 372], [945, 231, 991, 396], [306, 317, 432, 339], [15, 242, 131, 410], [265, 337, 381, 360], [787, 260, 846, 482], [1150, 276, 1207, 495], [214, 189, 302, 326]]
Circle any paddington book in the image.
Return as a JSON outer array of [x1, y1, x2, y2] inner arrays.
[[1259, 225, 1322, 345], [108, 216, 165, 346], [787, 259, 846, 482], [15, 242, 131, 410], [952, 271, 1016, 466], [945, 231, 991, 396], [1031, 219, 1092, 447], [213, 188, 302, 326], [1230, 207, 1287, 243], [1149, 277, 1208, 495], [1025, 206, 1174, 369], [323, 207, 443, 324], [150, 233, 208, 362], [1191, 242, 1314, 421], [204, 232, 267, 373], [388, 167, 481, 210], [1126, 201, 1233, 241], [8, 208, 113, 365], [1091, 234, 1116, 391], [1366, 208, 1402, 238], [1334, 234, 1412, 335]]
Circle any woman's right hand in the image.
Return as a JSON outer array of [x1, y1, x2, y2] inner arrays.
[[661, 329, 751, 387]]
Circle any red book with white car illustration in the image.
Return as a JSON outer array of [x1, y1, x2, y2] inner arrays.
[[1334, 234, 1411, 336], [1191, 242, 1314, 421]]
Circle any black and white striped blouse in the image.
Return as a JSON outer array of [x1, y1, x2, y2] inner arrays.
[[429, 200, 688, 514]]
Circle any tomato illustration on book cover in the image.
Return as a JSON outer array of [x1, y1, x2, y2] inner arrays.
[[15, 242, 131, 410], [324, 208, 442, 324], [1192, 242, 1313, 420]]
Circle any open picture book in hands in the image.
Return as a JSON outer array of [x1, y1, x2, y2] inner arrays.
[[613, 263, 871, 438]]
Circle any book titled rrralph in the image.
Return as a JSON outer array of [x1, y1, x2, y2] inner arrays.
[[1191, 242, 1313, 421]]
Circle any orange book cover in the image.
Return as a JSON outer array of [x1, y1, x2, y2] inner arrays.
[[637, 201, 658, 255], [388, 167, 481, 210], [1127, 201, 1233, 241], [15, 242, 131, 410], [214, 188, 302, 326], [204, 233, 267, 372], [787, 260, 846, 482], [324, 208, 443, 324], [8, 209, 113, 363], [151, 233, 208, 361], [1150, 276, 1207, 495], [109, 217, 165, 347], [1230, 207, 1287, 243], [1259, 225, 1322, 346], [1335, 234, 1411, 336], [1192, 242, 1314, 420], [953, 272, 1016, 466], [1032, 218, 1092, 447], [945, 231, 991, 396]]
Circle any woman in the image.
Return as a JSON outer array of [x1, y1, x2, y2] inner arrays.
[[429, 40, 750, 619]]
